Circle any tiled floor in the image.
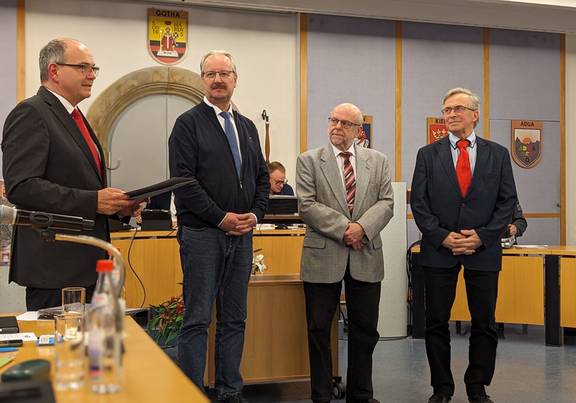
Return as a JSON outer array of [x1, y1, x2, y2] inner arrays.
[[240, 324, 576, 403]]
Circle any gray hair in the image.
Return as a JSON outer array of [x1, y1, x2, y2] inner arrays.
[[199, 50, 237, 74], [39, 39, 67, 82], [443, 87, 480, 111]]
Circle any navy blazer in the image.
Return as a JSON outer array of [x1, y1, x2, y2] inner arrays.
[[410, 136, 517, 271], [2, 86, 108, 288]]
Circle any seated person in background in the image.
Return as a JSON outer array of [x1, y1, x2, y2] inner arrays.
[[268, 161, 294, 195], [501, 201, 527, 246]]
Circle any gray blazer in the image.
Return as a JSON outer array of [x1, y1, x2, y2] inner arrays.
[[296, 144, 394, 283]]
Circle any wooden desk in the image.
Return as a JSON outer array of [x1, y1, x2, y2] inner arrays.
[[111, 229, 305, 307], [205, 275, 339, 385], [1, 317, 207, 402], [409, 245, 576, 346]]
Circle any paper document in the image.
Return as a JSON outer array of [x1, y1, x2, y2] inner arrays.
[[0, 332, 37, 342]]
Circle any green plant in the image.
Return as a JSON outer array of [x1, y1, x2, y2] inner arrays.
[[147, 295, 184, 347]]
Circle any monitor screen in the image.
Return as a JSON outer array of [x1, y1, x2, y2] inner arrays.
[[266, 195, 298, 215]]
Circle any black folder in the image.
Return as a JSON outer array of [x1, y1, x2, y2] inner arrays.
[[125, 177, 195, 200]]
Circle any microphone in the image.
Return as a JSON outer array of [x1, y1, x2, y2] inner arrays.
[[0, 205, 95, 232]]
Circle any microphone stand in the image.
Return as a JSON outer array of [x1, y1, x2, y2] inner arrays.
[[39, 230, 125, 299]]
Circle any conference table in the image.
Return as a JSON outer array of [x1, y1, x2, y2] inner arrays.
[[409, 244, 576, 346], [0, 317, 207, 402]]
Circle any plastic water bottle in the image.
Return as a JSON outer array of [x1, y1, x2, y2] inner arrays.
[[87, 259, 123, 394]]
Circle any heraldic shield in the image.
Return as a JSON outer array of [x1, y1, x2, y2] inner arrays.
[[148, 8, 188, 65], [511, 120, 542, 169]]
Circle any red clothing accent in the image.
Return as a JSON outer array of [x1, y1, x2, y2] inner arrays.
[[456, 139, 471, 196], [71, 109, 101, 176]]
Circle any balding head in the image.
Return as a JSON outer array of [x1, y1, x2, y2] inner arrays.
[[328, 103, 364, 151]]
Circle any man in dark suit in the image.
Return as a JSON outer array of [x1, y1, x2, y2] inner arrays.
[[2, 38, 138, 310], [169, 51, 269, 402], [411, 88, 517, 403], [297, 103, 394, 403]]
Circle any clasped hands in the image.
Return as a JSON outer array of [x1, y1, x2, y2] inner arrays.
[[343, 222, 365, 251], [442, 229, 482, 255], [218, 212, 256, 236]]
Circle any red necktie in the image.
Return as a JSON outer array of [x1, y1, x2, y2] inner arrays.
[[340, 152, 356, 214], [456, 139, 472, 197], [71, 109, 102, 176]]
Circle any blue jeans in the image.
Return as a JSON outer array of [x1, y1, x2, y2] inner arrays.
[[177, 226, 253, 398]]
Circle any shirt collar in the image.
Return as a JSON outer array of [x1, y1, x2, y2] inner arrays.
[[331, 142, 356, 159], [203, 96, 232, 116], [45, 87, 76, 114], [449, 131, 477, 149]]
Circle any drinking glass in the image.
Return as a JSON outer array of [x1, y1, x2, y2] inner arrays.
[[62, 287, 86, 315], [54, 312, 85, 391]]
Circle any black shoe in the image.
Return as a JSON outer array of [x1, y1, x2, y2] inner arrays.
[[468, 395, 494, 403], [428, 393, 451, 403], [219, 394, 246, 403]]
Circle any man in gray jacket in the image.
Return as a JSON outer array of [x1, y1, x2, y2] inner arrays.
[[296, 103, 394, 403]]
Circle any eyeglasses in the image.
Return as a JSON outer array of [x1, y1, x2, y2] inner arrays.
[[272, 178, 288, 186], [441, 105, 476, 115], [328, 117, 361, 130], [56, 63, 100, 77], [202, 70, 235, 80]]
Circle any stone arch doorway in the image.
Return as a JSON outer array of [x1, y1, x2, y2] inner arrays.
[[86, 66, 204, 190]]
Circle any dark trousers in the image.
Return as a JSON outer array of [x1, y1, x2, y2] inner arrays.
[[304, 269, 381, 402], [26, 285, 95, 311], [177, 226, 253, 399], [424, 265, 499, 397]]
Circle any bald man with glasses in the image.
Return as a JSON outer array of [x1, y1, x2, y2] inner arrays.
[[296, 103, 393, 403]]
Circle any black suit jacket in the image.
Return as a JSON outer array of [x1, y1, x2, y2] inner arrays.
[[169, 101, 269, 228], [2, 86, 108, 288], [410, 136, 517, 271]]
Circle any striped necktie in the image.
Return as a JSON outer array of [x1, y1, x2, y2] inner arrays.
[[340, 152, 355, 214]]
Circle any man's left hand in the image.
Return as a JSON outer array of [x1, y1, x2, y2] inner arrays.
[[343, 223, 365, 248], [451, 229, 482, 255], [119, 200, 145, 218], [226, 213, 257, 236]]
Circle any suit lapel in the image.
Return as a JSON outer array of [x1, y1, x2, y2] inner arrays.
[[353, 145, 369, 218], [467, 137, 489, 198], [437, 137, 460, 194], [320, 146, 349, 214], [39, 88, 104, 184]]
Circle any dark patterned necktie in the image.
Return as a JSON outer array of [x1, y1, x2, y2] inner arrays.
[[340, 152, 355, 214]]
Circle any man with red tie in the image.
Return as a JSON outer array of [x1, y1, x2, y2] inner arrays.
[[2, 38, 138, 310], [296, 103, 394, 403], [411, 88, 518, 403]]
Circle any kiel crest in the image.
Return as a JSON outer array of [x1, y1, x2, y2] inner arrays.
[[148, 8, 188, 65], [511, 120, 542, 169], [427, 117, 448, 144]]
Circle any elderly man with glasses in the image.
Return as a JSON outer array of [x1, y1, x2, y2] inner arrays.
[[169, 50, 269, 402], [411, 88, 517, 403], [296, 103, 394, 403], [2, 38, 139, 310]]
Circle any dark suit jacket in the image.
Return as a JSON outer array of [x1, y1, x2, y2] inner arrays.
[[169, 101, 269, 228], [2, 86, 108, 288], [410, 136, 517, 271]]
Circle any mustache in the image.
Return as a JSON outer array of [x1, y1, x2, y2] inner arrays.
[[210, 83, 227, 89]]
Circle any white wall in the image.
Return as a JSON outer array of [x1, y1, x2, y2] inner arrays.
[[25, 0, 299, 185]]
